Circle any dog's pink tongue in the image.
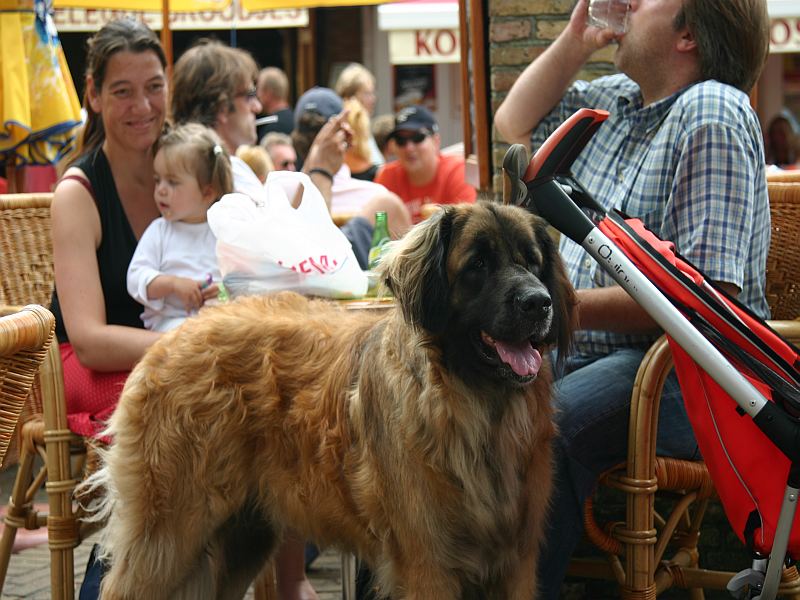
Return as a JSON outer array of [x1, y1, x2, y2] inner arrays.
[[495, 340, 542, 377]]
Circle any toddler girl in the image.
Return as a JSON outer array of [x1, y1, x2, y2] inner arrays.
[[127, 123, 233, 332]]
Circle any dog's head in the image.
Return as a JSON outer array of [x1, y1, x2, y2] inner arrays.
[[379, 201, 576, 387]]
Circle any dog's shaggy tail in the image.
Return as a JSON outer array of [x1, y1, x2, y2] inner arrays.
[[80, 335, 281, 600], [75, 444, 115, 559], [76, 365, 230, 599]]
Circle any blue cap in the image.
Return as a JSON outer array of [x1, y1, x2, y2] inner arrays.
[[294, 87, 343, 129], [390, 105, 439, 138]]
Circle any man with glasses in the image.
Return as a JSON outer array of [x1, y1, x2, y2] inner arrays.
[[171, 39, 347, 210], [374, 105, 476, 223]]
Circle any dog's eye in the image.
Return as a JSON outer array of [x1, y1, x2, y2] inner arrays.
[[469, 256, 485, 271], [523, 249, 542, 275]]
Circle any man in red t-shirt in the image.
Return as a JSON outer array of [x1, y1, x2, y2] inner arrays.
[[375, 105, 477, 222]]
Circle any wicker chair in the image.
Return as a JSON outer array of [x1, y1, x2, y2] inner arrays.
[[767, 170, 800, 183], [568, 181, 800, 598], [0, 192, 88, 600], [0, 306, 54, 467]]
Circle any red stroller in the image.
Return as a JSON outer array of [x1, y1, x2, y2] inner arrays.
[[504, 108, 800, 599]]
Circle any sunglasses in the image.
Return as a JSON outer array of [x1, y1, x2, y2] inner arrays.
[[394, 131, 429, 147]]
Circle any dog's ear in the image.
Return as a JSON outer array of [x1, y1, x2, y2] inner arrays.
[[378, 208, 453, 332], [534, 218, 577, 367]]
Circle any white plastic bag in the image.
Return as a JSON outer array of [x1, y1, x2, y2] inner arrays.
[[207, 171, 368, 299]]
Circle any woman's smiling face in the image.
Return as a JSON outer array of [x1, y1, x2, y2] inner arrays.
[[88, 49, 167, 152]]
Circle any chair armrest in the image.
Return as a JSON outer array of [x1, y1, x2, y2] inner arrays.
[[768, 319, 800, 345], [626, 335, 673, 486]]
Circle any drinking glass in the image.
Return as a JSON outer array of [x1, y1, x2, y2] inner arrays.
[[587, 0, 631, 34]]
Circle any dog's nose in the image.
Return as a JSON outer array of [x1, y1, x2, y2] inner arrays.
[[515, 289, 552, 318]]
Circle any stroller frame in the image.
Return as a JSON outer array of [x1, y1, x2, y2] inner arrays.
[[507, 108, 800, 600]]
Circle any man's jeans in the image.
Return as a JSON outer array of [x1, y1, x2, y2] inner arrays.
[[536, 348, 700, 600]]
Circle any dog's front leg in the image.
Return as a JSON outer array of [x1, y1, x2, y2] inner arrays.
[[499, 549, 539, 599]]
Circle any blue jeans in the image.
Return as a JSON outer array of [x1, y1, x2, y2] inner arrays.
[[536, 348, 700, 600]]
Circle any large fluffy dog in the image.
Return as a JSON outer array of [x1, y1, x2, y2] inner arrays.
[[88, 201, 575, 599]]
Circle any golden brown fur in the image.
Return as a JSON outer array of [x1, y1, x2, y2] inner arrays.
[[87, 201, 576, 599]]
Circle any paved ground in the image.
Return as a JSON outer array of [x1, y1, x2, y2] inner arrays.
[[0, 536, 345, 599], [0, 463, 346, 599]]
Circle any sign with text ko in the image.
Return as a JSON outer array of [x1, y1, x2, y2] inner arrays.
[[771, 17, 800, 53], [53, 6, 308, 31], [388, 28, 460, 65]]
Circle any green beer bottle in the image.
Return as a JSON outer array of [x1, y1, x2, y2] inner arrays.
[[367, 211, 390, 271]]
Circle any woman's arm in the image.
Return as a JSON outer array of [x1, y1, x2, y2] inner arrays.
[[52, 171, 161, 371]]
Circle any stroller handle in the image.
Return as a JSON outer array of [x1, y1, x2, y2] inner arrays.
[[523, 108, 609, 183], [520, 108, 609, 245]]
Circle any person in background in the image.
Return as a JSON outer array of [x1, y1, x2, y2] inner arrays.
[[335, 62, 384, 166], [236, 144, 274, 183], [766, 115, 799, 168], [256, 66, 294, 139], [292, 87, 412, 245], [343, 97, 379, 181], [47, 18, 166, 599], [374, 105, 476, 223], [261, 131, 297, 171], [127, 123, 232, 332], [493, 0, 771, 597], [371, 113, 396, 163]]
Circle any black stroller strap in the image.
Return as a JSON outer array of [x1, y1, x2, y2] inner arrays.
[[744, 510, 766, 558]]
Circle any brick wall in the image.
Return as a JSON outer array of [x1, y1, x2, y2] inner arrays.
[[487, 0, 617, 194]]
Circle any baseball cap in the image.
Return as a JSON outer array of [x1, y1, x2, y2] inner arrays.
[[390, 105, 439, 139], [294, 87, 343, 130]]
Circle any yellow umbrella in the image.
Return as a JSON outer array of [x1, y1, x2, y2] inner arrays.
[[52, 0, 394, 10], [0, 0, 81, 169]]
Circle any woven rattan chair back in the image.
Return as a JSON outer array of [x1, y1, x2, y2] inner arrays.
[[767, 170, 800, 183], [766, 182, 800, 320], [0, 194, 54, 440], [0, 306, 54, 467], [0, 194, 54, 308]]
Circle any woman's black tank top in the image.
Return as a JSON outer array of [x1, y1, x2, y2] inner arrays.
[[51, 147, 145, 343]]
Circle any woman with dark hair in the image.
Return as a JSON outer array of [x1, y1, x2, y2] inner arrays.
[[51, 17, 167, 438], [49, 17, 168, 598]]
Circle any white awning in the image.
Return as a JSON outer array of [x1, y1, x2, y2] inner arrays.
[[377, 1, 457, 31], [768, 0, 798, 18]]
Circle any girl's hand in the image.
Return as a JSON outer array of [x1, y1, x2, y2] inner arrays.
[[170, 277, 204, 312], [201, 283, 220, 302]]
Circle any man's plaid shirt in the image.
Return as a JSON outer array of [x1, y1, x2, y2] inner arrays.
[[530, 74, 770, 356]]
